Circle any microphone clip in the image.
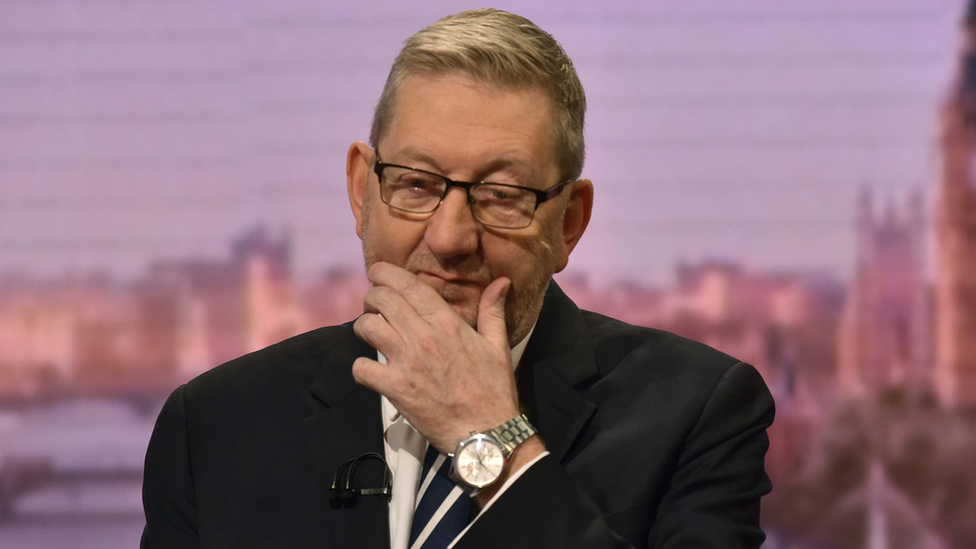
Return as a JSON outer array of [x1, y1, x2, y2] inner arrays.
[[329, 452, 392, 509]]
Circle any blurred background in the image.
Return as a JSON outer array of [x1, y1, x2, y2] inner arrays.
[[2, 0, 975, 547]]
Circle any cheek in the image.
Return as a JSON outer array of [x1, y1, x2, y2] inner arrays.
[[483, 232, 555, 285], [363, 208, 425, 264]]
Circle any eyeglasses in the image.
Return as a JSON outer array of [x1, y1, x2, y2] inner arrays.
[[372, 153, 573, 229]]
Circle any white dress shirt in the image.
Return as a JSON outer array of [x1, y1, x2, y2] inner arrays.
[[379, 322, 548, 549]]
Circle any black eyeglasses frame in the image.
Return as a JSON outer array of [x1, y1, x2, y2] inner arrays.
[[372, 155, 574, 229]]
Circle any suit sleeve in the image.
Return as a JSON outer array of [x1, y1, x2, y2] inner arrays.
[[648, 361, 774, 548], [453, 361, 774, 549], [141, 385, 201, 549]]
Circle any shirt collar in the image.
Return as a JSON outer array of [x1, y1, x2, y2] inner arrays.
[[380, 320, 538, 427]]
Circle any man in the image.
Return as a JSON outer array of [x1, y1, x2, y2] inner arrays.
[[142, 8, 774, 549]]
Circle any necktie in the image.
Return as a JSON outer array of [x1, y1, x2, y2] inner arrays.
[[408, 444, 472, 549]]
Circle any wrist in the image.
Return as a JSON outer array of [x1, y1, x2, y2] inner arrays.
[[472, 434, 546, 509], [448, 413, 539, 499]]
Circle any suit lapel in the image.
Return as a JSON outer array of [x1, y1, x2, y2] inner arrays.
[[304, 324, 390, 549], [517, 281, 599, 462]]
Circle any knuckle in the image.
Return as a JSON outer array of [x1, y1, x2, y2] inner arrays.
[[415, 331, 437, 352], [361, 313, 381, 331], [376, 285, 398, 303], [353, 314, 378, 336], [353, 314, 368, 330], [399, 275, 421, 296], [364, 286, 386, 307], [388, 374, 411, 396], [351, 357, 370, 379]]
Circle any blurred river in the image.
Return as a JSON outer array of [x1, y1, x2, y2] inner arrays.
[[0, 517, 145, 549], [0, 398, 162, 549]]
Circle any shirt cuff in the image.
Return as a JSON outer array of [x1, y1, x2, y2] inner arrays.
[[447, 450, 550, 548]]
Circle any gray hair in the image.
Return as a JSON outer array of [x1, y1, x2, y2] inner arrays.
[[369, 8, 586, 181]]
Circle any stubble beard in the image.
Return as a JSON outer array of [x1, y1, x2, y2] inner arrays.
[[359, 196, 558, 347]]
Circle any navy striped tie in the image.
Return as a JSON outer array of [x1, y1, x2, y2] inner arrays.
[[409, 444, 472, 549]]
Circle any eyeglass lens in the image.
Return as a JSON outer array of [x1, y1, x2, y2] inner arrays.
[[379, 166, 537, 228]]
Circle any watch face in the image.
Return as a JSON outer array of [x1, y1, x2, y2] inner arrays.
[[455, 434, 506, 488]]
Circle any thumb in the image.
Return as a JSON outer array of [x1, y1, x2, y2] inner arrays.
[[477, 277, 511, 351]]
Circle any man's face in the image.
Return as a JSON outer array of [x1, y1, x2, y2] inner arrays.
[[348, 73, 577, 346]]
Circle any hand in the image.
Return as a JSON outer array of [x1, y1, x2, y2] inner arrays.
[[351, 261, 521, 454]]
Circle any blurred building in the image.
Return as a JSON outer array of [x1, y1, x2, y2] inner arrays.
[[0, 274, 140, 398], [666, 261, 833, 328], [765, 324, 822, 489], [661, 260, 841, 383], [0, 226, 304, 400], [555, 272, 666, 328], [138, 226, 303, 376], [838, 187, 930, 398], [936, 1, 976, 410], [302, 267, 371, 329], [0, 277, 76, 397]]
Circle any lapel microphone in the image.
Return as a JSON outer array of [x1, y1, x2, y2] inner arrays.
[[329, 452, 393, 509]]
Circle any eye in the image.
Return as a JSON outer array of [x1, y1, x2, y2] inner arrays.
[[489, 188, 517, 199], [398, 174, 436, 188], [404, 175, 432, 188], [474, 184, 527, 204], [385, 169, 444, 195]]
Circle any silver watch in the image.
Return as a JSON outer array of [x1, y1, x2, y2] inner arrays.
[[448, 414, 537, 494]]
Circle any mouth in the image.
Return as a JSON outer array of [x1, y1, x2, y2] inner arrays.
[[418, 270, 481, 285], [416, 271, 487, 302], [412, 270, 493, 325]]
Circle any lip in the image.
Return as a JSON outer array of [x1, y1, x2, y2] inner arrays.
[[417, 270, 483, 286]]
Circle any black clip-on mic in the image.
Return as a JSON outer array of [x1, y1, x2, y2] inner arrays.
[[329, 452, 392, 509]]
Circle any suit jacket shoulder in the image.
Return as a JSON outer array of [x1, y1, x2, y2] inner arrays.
[[143, 322, 387, 549]]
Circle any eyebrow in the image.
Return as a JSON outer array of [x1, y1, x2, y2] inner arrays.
[[391, 146, 537, 184], [393, 147, 446, 173]]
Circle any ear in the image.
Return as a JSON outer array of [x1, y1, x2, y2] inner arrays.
[[346, 141, 373, 239], [554, 179, 593, 273]]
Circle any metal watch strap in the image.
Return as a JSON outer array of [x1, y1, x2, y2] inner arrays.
[[486, 414, 537, 457]]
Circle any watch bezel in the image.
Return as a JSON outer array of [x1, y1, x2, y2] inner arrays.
[[450, 432, 508, 490]]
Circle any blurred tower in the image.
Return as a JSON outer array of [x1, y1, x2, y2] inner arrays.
[[175, 282, 211, 378], [239, 227, 304, 352], [935, 2, 976, 409], [838, 186, 928, 396]]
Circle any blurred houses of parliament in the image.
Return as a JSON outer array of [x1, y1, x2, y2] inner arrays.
[[830, 0, 976, 413], [0, 225, 370, 399], [0, 220, 852, 413]]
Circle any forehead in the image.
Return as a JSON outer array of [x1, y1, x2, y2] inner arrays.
[[381, 73, 558, 178]]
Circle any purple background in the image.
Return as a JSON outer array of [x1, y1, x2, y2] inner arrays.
[[1, 0, 957, 284]]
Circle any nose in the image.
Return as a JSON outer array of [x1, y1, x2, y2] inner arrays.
[[424, 187, 480, 259]]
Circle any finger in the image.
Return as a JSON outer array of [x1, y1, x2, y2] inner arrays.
[[351, 356, 402, 398], [353, 312, 405, 360], [363, 286, 422, 340], [477, 277, 511, 352], [367, 261, 446, 318]]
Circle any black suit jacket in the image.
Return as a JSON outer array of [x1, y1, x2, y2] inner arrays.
[[142, 281, 774, 549]]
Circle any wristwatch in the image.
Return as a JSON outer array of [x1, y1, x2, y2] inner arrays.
[[448, 414, 538, 494]]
